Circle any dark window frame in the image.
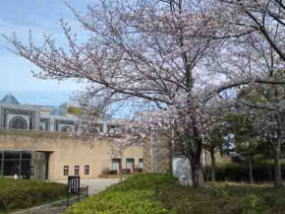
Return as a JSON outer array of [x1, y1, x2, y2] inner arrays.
[[84, 165, 90, 175], [111, 159, 121, 171], [126, 158, 135, 171], [64, 165, 69, 176], [139, 159, 144, 169], [74, 165, 80, 176]]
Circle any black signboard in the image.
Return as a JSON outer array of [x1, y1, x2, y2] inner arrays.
[[67, 176, 80, 206], [68, 176, 80, 193]]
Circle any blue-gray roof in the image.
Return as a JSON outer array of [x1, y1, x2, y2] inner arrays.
[[1, 94, 20, 105]]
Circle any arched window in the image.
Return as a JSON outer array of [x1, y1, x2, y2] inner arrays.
[[9, 117, 28, 130], [60, 126, 73, 133]]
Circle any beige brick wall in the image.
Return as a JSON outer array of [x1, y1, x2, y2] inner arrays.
[[0, 132, 144, 180]]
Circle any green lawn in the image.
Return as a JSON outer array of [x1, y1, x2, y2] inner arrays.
[[64, 174, 285, 214], [0, 178, 66, 213]]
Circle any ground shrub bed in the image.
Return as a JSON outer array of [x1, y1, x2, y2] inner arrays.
[[65, 174, 285, 214], [158, 182, 285, 214], [0, 178, 66, 212], [64, 174, 177, 214]]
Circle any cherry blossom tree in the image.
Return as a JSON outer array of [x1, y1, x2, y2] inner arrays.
[[220, 0, 285, 62], [6, 0, 223, 187], [7, 0, 285, 187]]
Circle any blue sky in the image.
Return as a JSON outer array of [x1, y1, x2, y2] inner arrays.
[[0, 0, 93, 106]]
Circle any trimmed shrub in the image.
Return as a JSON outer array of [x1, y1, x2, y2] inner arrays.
[[0, 178, 66, 212], [64, 174, 177, 214], [65, 190, 169, 214]]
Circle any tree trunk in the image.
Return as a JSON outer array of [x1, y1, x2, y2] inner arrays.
[[192, 161, 204, 188], [210, 148, 216, 182], [267, 165, 273, 182], [274, 113, 283, 188], [168, 131, 174, 175], [274, 145, 282, 188], [248, 158, 254, 184], [168, 142, 173, 175]]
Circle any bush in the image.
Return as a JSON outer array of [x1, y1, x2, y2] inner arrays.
[[64, 174, 177, 214], [107, 174, 176, 192], [0, 178, 66, 212], [240, 193, 267, 214], [205, 162, 285, 182], [65, 190, 170, 214]]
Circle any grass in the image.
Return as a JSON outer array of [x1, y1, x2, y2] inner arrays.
[[0, 178, 66, 213]]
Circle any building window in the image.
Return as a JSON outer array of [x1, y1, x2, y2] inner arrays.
[[84, 165, 90, 175], [64, 165, 69, 176], [0, 151, 32, 179], [139, 159, 144, 169], [74, 165, 80, 176], [112, 159, 121, 172], [61, 126, 73, 133], [126, 158, 134, 172], [9, 116, 28, 130]]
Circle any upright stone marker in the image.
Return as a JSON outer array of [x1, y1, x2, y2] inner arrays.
[[172, 155, 193, 186]]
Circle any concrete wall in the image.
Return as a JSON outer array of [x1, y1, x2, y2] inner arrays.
[[143, 134, 171, 174], [32, 152, 48, 180], [0, 131, 144, 180]]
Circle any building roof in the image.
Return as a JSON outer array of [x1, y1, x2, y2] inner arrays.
[[1, 94, 20, 105], [51, 107, 66, 116]]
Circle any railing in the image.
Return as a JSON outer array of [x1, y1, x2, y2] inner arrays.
[[0, 128, 126, 139]]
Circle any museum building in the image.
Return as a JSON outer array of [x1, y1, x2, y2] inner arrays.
[[0, 94, 144, 180]]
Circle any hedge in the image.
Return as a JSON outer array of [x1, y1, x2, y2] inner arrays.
[[0, 178, 66, 212], [64, 174, 177, 214], [205, 162, 285, 182]]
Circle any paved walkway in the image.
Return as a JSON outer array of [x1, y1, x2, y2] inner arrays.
[[52, 178, 119, 195], [11, 178, 119, 214]]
